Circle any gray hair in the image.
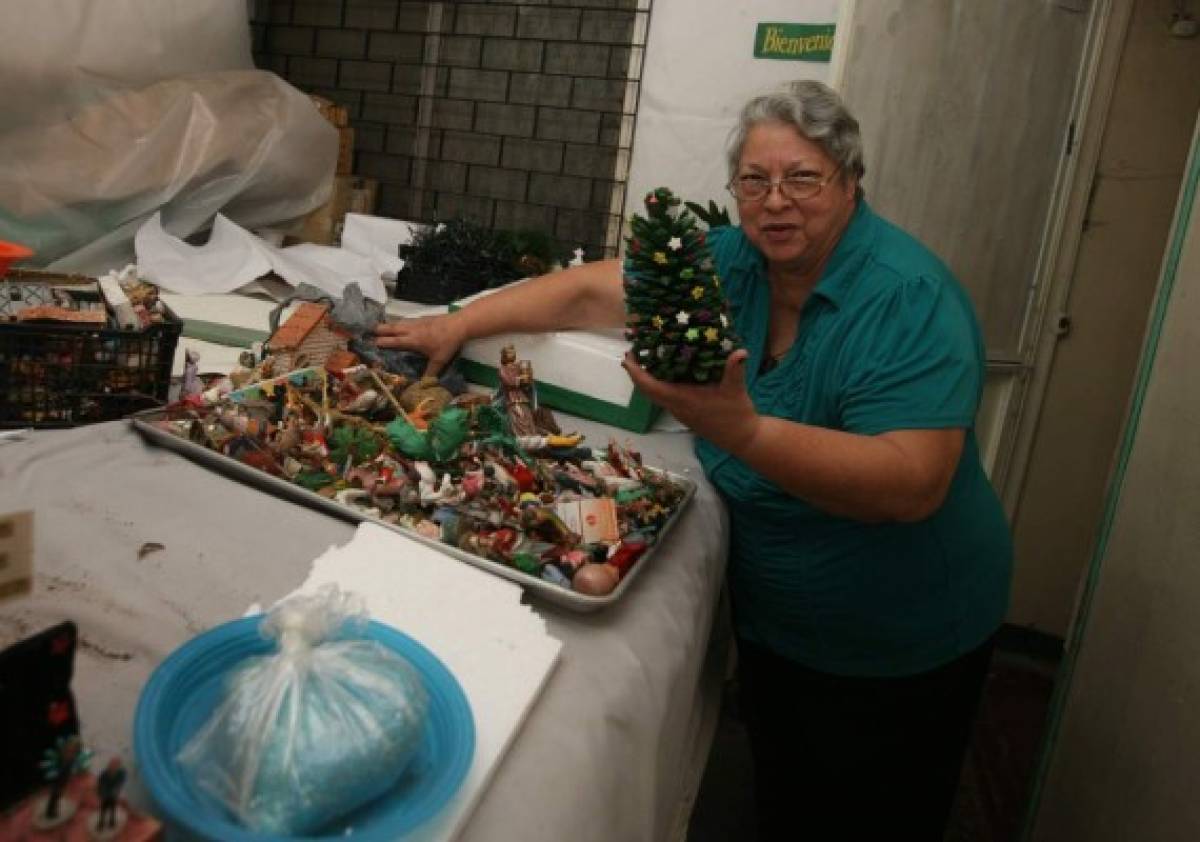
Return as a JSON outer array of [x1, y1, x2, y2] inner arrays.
[[726, 80, 866, 184]]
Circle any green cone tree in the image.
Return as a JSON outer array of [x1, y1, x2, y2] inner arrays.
[[623, 187, 738, 383]]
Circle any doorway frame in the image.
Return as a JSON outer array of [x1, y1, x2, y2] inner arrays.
[[828, 0, 1129, 516]]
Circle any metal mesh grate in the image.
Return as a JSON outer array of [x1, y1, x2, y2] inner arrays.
[[251, 0, 651, 260]]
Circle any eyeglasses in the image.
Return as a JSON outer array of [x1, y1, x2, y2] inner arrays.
[[727, 168, 842, 203]]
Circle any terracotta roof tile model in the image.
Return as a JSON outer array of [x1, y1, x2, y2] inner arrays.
[[266, 302, 350, 372]]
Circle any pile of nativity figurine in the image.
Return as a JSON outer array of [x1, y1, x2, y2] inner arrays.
[[154, 306, 688, 598]]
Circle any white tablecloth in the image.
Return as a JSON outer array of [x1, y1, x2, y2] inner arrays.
[[0, 415, 730, 841]]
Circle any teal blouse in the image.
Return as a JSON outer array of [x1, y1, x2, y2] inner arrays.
[[698, 200, 1012, 677]]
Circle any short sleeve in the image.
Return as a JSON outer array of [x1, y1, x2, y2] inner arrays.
[[837, 274, 983, 435]]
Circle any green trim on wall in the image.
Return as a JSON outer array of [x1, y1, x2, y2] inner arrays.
[[1021, 119, 1200, 838], [458, 359, 661, 433]]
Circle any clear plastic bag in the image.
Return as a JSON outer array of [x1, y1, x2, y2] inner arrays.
[[177, 585, 430, 835], [0, 2, 335, 275]]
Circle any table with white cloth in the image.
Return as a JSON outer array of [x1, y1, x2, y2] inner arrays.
[[0, 414, 730, 842]]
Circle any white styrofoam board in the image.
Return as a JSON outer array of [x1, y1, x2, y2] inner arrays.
[[282, 523, 562, 842]]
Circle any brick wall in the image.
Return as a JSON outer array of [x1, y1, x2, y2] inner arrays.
[[250, 0, 648, 259]]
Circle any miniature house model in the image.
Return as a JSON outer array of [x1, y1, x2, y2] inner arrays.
[[265, 302, 349, 372]]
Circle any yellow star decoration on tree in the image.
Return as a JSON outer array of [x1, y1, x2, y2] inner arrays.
[[653, 251, 668, 265], [690, 285, 704, 300], [651, 315, 664, 328], [705, 327, 720, 343]]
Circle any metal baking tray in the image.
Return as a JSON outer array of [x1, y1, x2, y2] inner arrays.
[[129, 408, 695, 612]]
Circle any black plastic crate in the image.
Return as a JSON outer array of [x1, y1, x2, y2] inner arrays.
[[0, 274, 182, 428]]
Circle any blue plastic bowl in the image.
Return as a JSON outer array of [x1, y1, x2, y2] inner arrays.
[[134, 616, 475, 841]]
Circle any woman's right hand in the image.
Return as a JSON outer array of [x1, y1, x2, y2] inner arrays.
[[373, 312, 468, 377]]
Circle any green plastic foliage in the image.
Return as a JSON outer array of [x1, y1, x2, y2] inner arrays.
[[427, 407, 470, 461], [328, 425, 382, 466], [295, 470, 336, 490], [386, 407, 470, 462], [471, 404, 525, 456]]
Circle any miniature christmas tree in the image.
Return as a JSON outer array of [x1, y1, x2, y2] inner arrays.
[[623, 187, 737, 383]]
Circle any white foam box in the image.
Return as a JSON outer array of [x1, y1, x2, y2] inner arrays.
[[448, 285, 661, 433]]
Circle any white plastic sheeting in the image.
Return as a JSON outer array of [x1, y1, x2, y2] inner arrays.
[[0, 1, 336, 274], [625, 0, 839, 224]]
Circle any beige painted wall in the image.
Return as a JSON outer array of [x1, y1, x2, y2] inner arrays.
[[1030, 111, 1200, 841], [1008, 0, 1200, 637], [837, 0, 1085, 359]]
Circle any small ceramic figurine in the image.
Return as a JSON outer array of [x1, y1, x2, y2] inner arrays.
[[150, 346, 695, 606], [181, 348, 203, 398], [88, 756, 127, 839], [229, 349, 266, 390], [33, 735, 90, 828], [520, 506, 578, 546], [496, 345, 540, 438]]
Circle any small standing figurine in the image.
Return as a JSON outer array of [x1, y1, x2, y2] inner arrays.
[[495, 345, 540, 438], [33, 735, 90, 828], [229, 349, 260, 389], [88, 756, 128, 839], [181, 348, 203, 398]]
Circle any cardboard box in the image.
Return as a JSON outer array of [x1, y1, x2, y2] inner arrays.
[[309, 94, 349, 128], [449, 284, 661, 433], [296, 176, 378, 245], [337, 127, 355, 175], [309, 95, 352, 174]]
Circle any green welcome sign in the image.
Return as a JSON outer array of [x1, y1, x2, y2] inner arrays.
[[754, 22, 836, 62]]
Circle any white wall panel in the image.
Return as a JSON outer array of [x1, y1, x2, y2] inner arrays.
[[625, 1, 839, 227]]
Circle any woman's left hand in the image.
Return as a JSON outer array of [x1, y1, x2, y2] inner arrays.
[[621, 349, 760, 454]]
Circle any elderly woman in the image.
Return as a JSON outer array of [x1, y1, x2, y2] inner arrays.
[[375, 80, 1011, 840]]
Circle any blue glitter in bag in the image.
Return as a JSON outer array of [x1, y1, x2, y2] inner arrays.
[[176, 586, 429, 835]]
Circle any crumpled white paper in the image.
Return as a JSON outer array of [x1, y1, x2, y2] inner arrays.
[[341, 213, 414, 281], [135, 212, 388, 303]]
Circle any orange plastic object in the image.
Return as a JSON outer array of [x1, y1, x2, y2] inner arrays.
[[0, 240, 34, 277]]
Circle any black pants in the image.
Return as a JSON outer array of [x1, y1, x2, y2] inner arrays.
[[736, 635, 994, 842]]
